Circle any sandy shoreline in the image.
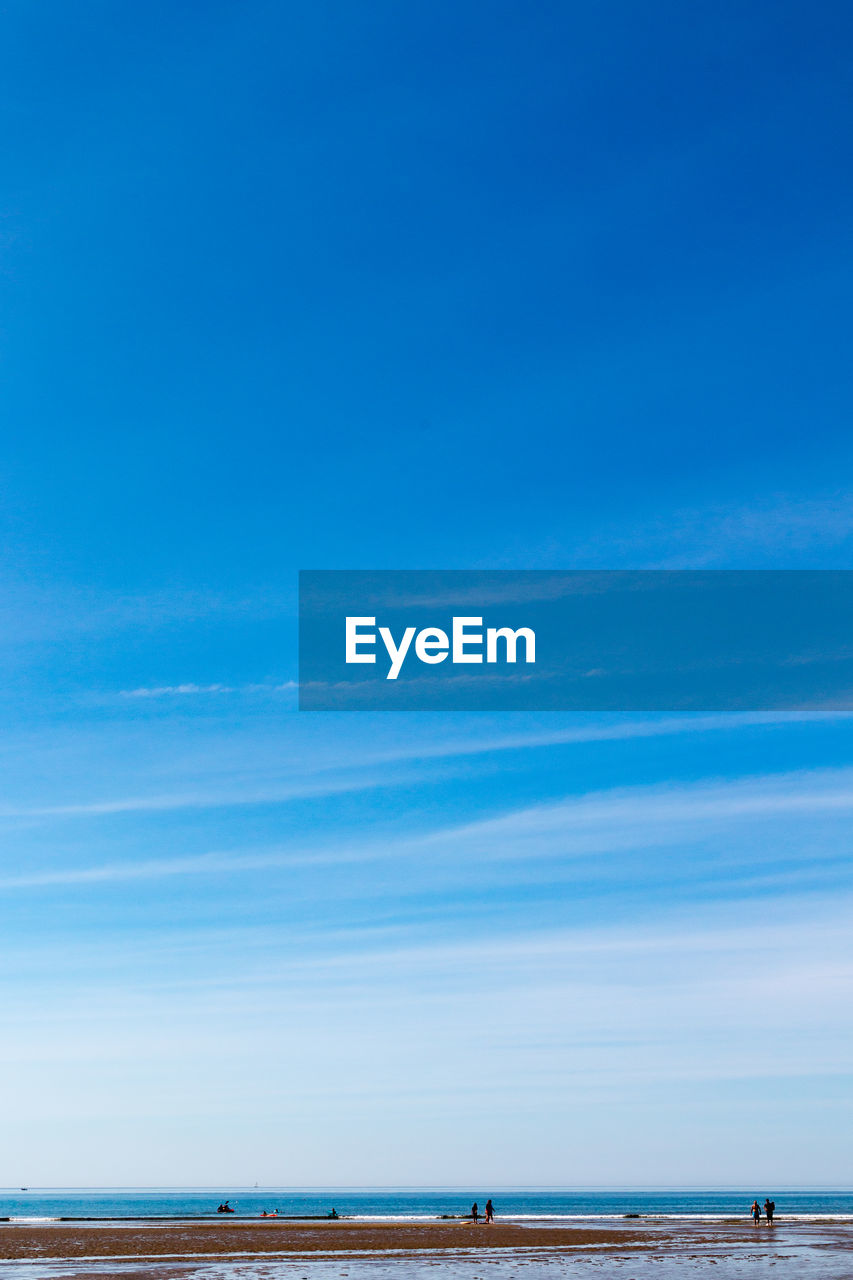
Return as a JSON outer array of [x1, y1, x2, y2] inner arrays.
[[2, 1220, 853, 1280], [0, 1219, 660, 1259], [2, 1216, 850, 1260]]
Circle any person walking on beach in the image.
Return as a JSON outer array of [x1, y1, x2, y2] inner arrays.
[[471, 1202, 479, 1223], [765, 1199, 775, 1225], [751, 1200, 761, 1224], [485, 1199, 494, 1223]]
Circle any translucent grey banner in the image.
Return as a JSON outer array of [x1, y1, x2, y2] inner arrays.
[[298, 570, 853, 711]]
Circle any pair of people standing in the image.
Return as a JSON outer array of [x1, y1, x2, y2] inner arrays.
[[751, 1199, 775, 1224], [471, 1200, 494, 1223]]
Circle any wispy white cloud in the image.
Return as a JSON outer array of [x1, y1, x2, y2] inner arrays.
[[4, 762, 853, 891], [356, 709, 853, 766], [0, 769, 395, 819], [3, 903, 852, 1085], [2, 708, 846, 826], [0, 844, 365, 889], [120, 681, 296, 698], [419, 763, 853, 859]]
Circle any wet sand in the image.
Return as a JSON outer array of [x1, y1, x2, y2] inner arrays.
[[0, 1220, 656, 1259], [1, 1218, 851, 1280]]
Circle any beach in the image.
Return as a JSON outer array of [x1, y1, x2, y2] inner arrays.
[[2, 1217, 852, 1280]]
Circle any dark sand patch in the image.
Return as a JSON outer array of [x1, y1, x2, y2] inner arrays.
[[0, 1220, 658, 1260]]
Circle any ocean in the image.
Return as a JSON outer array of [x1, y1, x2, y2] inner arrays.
[[1, 1188, 851, 1222]]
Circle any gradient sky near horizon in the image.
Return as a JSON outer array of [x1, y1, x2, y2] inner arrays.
[[2, 0, 853, 1187]]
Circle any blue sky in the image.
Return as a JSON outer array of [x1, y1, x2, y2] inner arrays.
[[1, 0, 853, 1186]]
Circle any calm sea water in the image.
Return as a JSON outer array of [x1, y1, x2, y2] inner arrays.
[[1, 1188, 851, 1221]]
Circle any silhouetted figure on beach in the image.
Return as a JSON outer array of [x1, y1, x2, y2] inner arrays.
[[751, 1200, 761, 1224], [471, 1202, 479, 1223], [485, 1200, 494, 1223], [765, 1199, 775, 1225]]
